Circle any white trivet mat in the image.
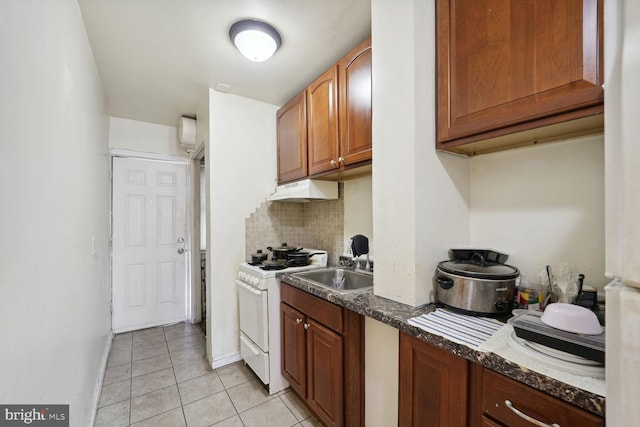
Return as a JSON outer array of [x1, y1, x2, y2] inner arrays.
[[479, 324, 606, 396], [408, 308, 503, 350]]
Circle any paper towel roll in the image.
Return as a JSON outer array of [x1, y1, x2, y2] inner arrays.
[[178, 117, 196, 147]]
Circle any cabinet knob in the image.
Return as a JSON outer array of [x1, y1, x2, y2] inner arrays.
[[330, 159, 337, 166], [338, 156, 344, 163], [296, 318, 302, 324], [504, 400, 560, 427], [303, 323, 310, 330]]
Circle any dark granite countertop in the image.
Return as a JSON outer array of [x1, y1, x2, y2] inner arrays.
[[279, 273, 605, 418]]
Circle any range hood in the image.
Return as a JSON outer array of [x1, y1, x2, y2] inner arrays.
[[267, 179, 338, 203]]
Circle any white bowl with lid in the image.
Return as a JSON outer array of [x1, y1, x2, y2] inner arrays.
[[541, 303, 602, 335]]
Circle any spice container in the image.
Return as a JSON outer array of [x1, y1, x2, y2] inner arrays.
[[517, 279, 544, 311]]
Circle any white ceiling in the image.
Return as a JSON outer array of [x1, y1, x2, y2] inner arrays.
[[78, 0, 372, 127]]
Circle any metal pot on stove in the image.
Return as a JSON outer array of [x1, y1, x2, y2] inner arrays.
[[287, 251, 324, 265], [250, 249, 268, 265], [434, 249, 519, 315], [266, 243, 303, 260]]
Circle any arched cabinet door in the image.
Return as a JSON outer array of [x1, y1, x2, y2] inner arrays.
[[338, 37, 372, 167]]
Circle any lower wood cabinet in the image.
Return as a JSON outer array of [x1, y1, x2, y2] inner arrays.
[[398, 332, 469, 426], [281, 303, 308, 396], [398, 332, 604, 427], [478, 369, 604, 427], [281, 283, 364, 427]]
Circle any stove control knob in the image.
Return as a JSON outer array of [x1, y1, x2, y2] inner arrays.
[[251, 277, 259, 285]]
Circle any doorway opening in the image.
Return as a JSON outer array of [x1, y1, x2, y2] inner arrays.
[[197, 157, 207, 335]]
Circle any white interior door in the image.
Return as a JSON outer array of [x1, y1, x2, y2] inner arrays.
[[112, 157, 188, 332]]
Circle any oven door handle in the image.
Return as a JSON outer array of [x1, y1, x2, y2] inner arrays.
[[237, 280, 262, 296]]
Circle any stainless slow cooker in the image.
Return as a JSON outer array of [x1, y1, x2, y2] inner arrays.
[[434, 254, 519, 315]]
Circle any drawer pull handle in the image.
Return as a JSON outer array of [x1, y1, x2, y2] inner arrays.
[[504, 400, 560, 427], [296, 318, 302, 324], [304, 323, 310, 330]]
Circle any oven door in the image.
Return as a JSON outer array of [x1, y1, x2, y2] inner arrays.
[[237, 280, 269, 352]]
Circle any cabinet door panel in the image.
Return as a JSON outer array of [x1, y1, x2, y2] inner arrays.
[[307, 66, 339, 176], [281, 303, 307, 397], [339, 37, 372, 166], [399, 333, 468, 427], [437, 0, 604, 146], [277, 92, 307, 184], [307, 320, 344, 427]]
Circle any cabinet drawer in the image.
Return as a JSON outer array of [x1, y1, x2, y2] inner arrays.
[[281, 283, 343, 333], [481, 369, 603, 427]]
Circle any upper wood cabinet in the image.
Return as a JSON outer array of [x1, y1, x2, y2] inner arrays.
[[276, 36, 372, 184], [277, 92, 308, 184], [436, 0, 604, 155], [307, 66, 340, 176], [339, 37, 373, 166]]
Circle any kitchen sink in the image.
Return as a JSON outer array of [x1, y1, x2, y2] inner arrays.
[[293, 268, 373, 293]]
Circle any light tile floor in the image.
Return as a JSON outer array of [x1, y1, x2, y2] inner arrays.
[[95, 322, 323, 427]]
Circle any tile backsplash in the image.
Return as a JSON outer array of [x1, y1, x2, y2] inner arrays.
[[245, 183, 344, 266]]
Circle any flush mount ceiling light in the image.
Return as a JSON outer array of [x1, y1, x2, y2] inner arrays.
[[229, 19, 282, 62]]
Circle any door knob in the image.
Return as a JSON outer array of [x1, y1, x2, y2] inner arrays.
[[177, 248, 185, 254]]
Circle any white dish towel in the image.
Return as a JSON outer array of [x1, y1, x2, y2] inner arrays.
[[408, 308, 503, 350]]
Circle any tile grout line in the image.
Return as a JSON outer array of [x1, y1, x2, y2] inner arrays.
[[164, 325, 188, 427], [104, 324, 221, 427], [128, 384, 182, 426], [276, 394, 299, 426]]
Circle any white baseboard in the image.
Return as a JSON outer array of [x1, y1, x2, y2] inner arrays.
[[89, 332, 114, 427], [211, 351, 242, 369]]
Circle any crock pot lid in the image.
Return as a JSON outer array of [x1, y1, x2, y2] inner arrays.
[[438, 260, 519, 279]]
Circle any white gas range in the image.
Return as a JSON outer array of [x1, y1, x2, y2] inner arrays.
[[236, 249, 328, 394]]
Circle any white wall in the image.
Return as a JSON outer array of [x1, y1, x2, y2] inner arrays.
[[0, 1, 111, 425], [364, 318, 399, 427], [109, 116, 189, 158], [206, 90, 279, 367], [470, 136, 606, 290], [343, 175, 373, 255], [368, 0, 471, 425], [372, 0, 470, 307]]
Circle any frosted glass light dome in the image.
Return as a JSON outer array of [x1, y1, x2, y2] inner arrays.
[[229, 20, 282, 62]]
